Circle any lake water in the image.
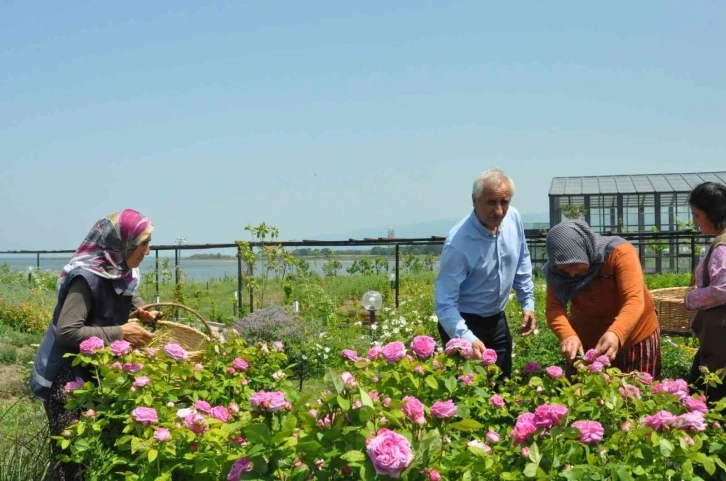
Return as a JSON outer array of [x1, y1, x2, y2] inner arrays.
[[0, 256, 433, 282]]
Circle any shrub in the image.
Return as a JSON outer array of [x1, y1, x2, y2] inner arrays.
[[0, 345, 18, 365]]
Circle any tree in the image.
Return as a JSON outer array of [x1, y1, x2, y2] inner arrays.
[[561, 204, 588, 220]]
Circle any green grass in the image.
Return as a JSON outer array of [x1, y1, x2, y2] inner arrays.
[[0, 347, 17, 366], [0, 399, 50, 481]]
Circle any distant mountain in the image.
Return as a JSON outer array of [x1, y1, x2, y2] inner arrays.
[[311, 212, 550, 241]]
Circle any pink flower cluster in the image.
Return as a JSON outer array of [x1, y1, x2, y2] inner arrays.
[[652, 379, 689, 401], [79, 336, 104, 355], [584, 349, 611, 373], [227, 457, 252, 481], [510, 404, 568, 445], [249, 391, 289, 412], [643, 410, 706, 432], [410, 336, 437, 359], [571, 420, 604, 444], [444, 338, 473, 359], [341, 349, 361, 362], [231, 358, 249, 372]]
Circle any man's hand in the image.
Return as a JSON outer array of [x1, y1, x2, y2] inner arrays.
[[471, 339, 486, 360], [135, 308, 163, 323], [560, 335, 584, 362], [519, 310, 536, 336], [595, 331, 620, 361]]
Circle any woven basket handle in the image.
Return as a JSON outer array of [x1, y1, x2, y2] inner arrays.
[[129, 302, 214, 337]]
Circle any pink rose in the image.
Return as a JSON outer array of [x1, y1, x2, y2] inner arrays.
[[486, 430, 501, 444], [589, 362, 605, 374], [110, 340, 132, 357], [154, 427, 171, 442], [521, 446, 530, 458], [185, 412, 209, 435], [341, 371, 357, 388], [571, 420, 604, 444], [381, 341, 407, 364], [110, 362, 122, 370], [684, 395, 708, 414], [414, 365, 425, 375], [232, 358, 249, 372], [444, 338, 473, 359], [273, 341, 284, 351], [621, 421, 631, 432], [545, 366, 564, 379], [226, 367, 236, 375], [164, 343, 189, 361], [652, 379, 689, 401], [123, 363, 143, 373], [79, 336, 104, 355], [677, 412, 706, 432], [227, 457, 252, 481], [133, 376, 150, 388], [410, 336, 437, 359], [194, 363, 204, 371], [533, 404, 568, 429], [249, 391, 288, 412], [315, 459, 324, 470], [511, 412, 537, 446], [229, 403, 240, 415], [489, 395, 505, 408], [132, 407, 158, 425], [619, 385, 641, 400], [430, 400, 457, 419], [366, 429, 414, 478], [524, 362, 542, 374], [146, 348, 158, 357], [368, 344, 383, 360], [401, 396, 426, 425], [481, 349, 498, 366], [643, 410, 678, 431], [341, 349, 361, 362], [64, 380, 85, 392], [458, 375, 473, 386], [194, 400, 212, 414], [584, 349, 598, 363], [211, 406, 231, 423], [425, 468, 442, 481]]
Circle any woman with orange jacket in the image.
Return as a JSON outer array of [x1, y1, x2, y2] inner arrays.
[[543, 220, 661, 377]]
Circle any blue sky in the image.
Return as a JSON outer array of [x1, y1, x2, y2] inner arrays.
[[1, 1, 725, 250]]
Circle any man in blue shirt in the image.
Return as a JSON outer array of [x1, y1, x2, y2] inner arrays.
[[435, 168, 536, 378]]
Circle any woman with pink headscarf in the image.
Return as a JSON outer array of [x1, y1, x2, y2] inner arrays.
[[30, 209, 160, 480]]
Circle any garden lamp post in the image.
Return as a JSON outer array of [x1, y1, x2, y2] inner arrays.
[[361, 290, 383, 326]]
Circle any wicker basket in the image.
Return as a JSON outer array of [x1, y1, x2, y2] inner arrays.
[[129, 302, 213, 361], [651, 287, 695, 335]]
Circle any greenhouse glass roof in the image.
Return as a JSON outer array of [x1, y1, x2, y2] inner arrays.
[[549, 172, 726, 196]]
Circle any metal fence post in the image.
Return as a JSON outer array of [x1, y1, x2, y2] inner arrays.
[[395, 245, 400, 308], [36, 252, 40, 269], [155, 249, 160, 302], [237, 246, 243, 317]]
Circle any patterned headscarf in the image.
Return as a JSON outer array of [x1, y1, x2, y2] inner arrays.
[[543, 220, 624, 305], [58, 209, 154, 295]]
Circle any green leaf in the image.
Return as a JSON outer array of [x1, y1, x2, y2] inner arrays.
[[326, 367, 345, 395], [148, 448, 158, 463], [659, 439, 674, 457], [338, 395, 351, 411], [340, 450, 366, 462], [449, 419, 484, 431], [359, 388, 374, 408], [616, 466, 634, 481], [296, 440, 323, 455], [444, 376, 457, 394], [528, 442, 542, 464], [245, 423, 271, 444], [425, 376, 439, 390], [524, 463, 538, 478], [60, 439, 70, 450]]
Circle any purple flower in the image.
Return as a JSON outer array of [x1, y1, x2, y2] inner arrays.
[[341, 371, 357, 388], [589, 361, 605, 373], [368, 344, 383, 360], [486, 430, 501, 444], [381, 341, 406, 364], [643, 410, 678, 431], [401, 396, 426, 425], [533, 404, 568, 429], [341, 349, 361, 362], [511, 412, 537, 446], [677, 412, 706, 432], [210, 406, 231, 423], [110, 340, 132, 357], [571, 420, 604, 444], [64, 380, 85, 392], [133, 376, 150, 388], [683, 395, 708, 414], [273, 341, 284, 351], [249, 391, 288, 412], [524, 362, 542, 374], [430, 400, 457, 419], [79, 336, 104, 355], [458, 374, 473, 386], [154, 428, 171, 442], [410, 336, 437, 359], [652, 379, 689, 401], [163, 343, 189, 361], [123, 363, 143, 373], [232, 358, 249, 372], [619, 384, 641, 400], [132, 407, 158, 425], [444, 338, 473, 359], [545, 366, 564, 379], [366, 429, 414, 478], [185, 412, 209, 435], [194, 400, 212, 414], [489, 395, 505, 408], [481, 349, 498, 366]]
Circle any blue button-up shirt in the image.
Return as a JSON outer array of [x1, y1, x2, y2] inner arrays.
[[434, 207, 535, 343]]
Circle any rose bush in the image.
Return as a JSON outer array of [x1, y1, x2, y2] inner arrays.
[[56, 331, 726, 480]]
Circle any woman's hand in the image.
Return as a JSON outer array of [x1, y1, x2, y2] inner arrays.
[[560, 335, 584, 362], [595, 331, 620, 361], [121, 322, 154, 347], [135, 308, 163, 323]]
